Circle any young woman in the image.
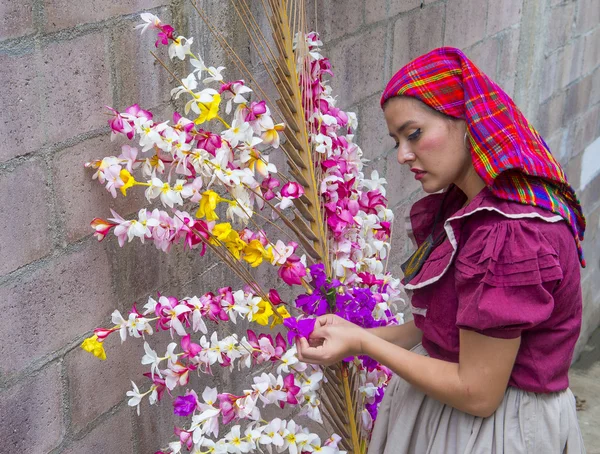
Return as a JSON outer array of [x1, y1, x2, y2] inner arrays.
[[296, 47, 587, 453]]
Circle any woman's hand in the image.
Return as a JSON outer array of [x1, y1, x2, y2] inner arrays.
[[295, 314, 366, 366]]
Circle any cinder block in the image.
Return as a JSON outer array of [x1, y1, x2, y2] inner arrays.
[[566, 146, 583, 190], [464, 37, 499, 81], [42, 33, 111, 145], [581, 165, 600, 212], [444, 0, 487, 49], [392, 2, 445, 70], [0, 0, 34, 39], [329, 24, 387, 108], [366, 0, 422, 24], [498, 27, 520, 78], [562, 36, 585, 88], [358, 94, 394, 160], [583, 27, 600, 76], [44, 0, 168, 32], [486, 0, 523, 36], [572, 105, 600, 156], [545, 2, 575, 54], [0, 240, 116, 376], [575, 0, 600, 35], [537, 91, 567, 138], [0, 51, 45, 163], [52, 136, 146, 243], [0, 362, 63, 452], [365, 0, 388, 25], [563, 73, 594, 124], [0, 160, 53, 275], [62, 407, 134, 454], [112, 20, 173, 111], [539, 49, 565, 103], [313, 0, 364, 42], [67, 337, 146, 432], [591, 67, 600, 107]]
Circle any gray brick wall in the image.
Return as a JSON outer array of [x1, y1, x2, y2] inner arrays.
[[0, 0, 598, 452]]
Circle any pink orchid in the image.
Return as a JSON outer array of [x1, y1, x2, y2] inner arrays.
[[93, 326, 118, 341], [243, 100, 267, 122], [280, 181, 305, 199], [268, 289, 283, 305], [281, 374, 301, 407], [107, 107, 135, 139], [217, 393, 242, 425], [155, 24, 175, 47], [195, 130, 222, 156], [278, 254, 307, 286], [143, 372, 168, 401], [183, 218, 209, 254], [359, 190, 387, 215], [261, 176, 280, 201], [174, 427, 194, 450], [90, 218, 117, 241], [124, 103, 153, 121], [181, 334, 202, 360]]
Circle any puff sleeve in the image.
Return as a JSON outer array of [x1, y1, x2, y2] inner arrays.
[[454, 220, 564, 339]]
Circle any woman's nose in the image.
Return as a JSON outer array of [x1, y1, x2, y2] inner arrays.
[[397, 145, 416, 165]]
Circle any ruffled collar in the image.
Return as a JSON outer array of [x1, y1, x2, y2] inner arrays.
[[403, 186, 564, 290]]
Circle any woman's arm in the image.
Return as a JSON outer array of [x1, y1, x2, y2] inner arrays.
[[296, 315, 520, 418], [366, 319, 423, 350]]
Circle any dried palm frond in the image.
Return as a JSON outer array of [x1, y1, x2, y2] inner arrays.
[[188, 0, 367, 451]]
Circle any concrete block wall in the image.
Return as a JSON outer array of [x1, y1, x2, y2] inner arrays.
[[0, 0, 598, 452]]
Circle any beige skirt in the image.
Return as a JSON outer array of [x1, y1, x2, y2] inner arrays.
[[368, 344, 586, 454]]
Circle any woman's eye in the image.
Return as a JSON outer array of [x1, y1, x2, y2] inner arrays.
[[408, 128, 421, 141]]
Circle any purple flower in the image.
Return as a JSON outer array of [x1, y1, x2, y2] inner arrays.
[[295, 263, 341, 316], [173, 394, 197, 417], [283, 317, 316, 345]]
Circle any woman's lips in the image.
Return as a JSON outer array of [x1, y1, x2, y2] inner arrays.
[[411, 168, 427, 180]]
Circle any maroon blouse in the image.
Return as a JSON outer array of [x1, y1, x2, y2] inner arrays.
[[404, 186, 582, 393]]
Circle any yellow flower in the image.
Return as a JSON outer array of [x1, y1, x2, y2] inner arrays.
[[119, 169, 137, 196], [270, 305, 291, 328], [243, 240, 269, 267], [195, 93, 221, 125], [210, 222, 234, 244], [81, 335, 107, 360], [252, 299, 274, 326], [224, 231, 246, 260], [196, 190, 221, 221]]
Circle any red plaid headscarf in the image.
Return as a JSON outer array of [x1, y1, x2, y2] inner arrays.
[[381, 47, 586, 266]]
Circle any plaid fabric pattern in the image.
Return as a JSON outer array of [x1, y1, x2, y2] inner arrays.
[[381, 47, 586, 266]]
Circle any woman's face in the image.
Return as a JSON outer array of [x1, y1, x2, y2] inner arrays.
[[383, 96, 475, 195]]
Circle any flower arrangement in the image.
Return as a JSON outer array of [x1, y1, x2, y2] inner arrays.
[[81, 5, 404, 453]]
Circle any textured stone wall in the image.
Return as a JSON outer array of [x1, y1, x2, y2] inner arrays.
[[0, 0, 598, 452]]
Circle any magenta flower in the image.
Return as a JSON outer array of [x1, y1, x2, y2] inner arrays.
[[174, 427, 193, 450], [195, 130, 222, 156], [268, 288, 283, 305], [282, 374, 301, 406], [218, 393, 241, 424], [180, 334, 202, 360], [280, 181, 305, 199], [261, 176, 280, 201], [243, 100, 267, 121], [143, 372, 168, 402], [173, 393, 198, 416], [155, 24, 175, 47], [278, 254, 307, 286]]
